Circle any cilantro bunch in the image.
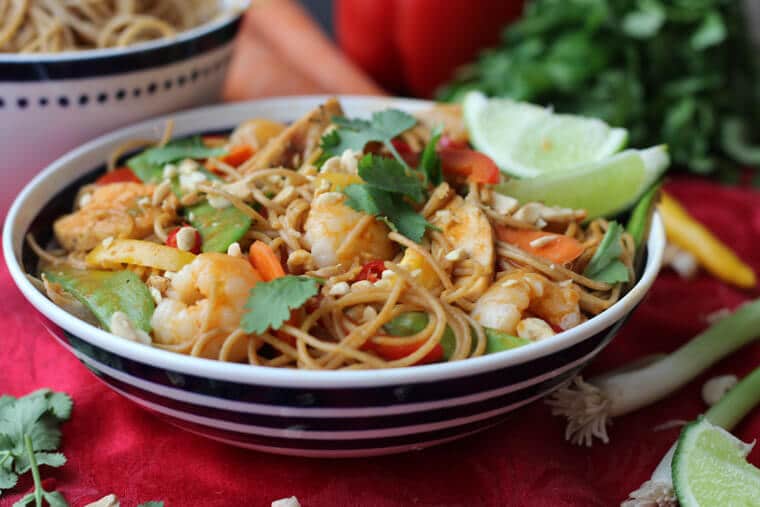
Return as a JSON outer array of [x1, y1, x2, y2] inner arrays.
[[439, 0, 760, 183], [0, 390, 72, 506]]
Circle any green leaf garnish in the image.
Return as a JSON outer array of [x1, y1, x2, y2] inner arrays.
[[343, 184, 433, 243], [357, 154, 425, 203], [0, 390, 72, 503], [138, 502, 165, 507], [128, 136, 226, 183], [584, 221, 629, 283], [320, 109, 417, 167], [241, 276, 320, 334]]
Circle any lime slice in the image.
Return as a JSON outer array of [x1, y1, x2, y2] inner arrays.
[[463, 91, 628, 178], [495, 145, 669, 219], [673, 417, 760, 507]]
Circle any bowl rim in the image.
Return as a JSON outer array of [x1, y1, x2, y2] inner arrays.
[[3, 95, 665, 389], [0, 0, 249, 63]]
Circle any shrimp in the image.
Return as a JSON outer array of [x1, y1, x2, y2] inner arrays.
[[151, 253, 261, 360], [53, 182, 163, 252], [471, 271, 581, 336], [303, 191, 395, 268]]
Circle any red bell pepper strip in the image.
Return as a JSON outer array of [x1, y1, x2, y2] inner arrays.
[[96, 167, 141, 185], [439, 148, 500, 184], [166, 226, 202, 254], [364, 338, 444, 365], [356, 260, 386, 283]]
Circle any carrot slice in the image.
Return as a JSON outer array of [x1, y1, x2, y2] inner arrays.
[[496, 226, 584, 264], [249, 241, 286, 281], [220, 144, 255, 167]]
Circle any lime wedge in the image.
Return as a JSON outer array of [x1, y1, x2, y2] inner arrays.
[[673, 417, 760, 507], [464, 91, 628, 178], [495, 145, 669, 219]]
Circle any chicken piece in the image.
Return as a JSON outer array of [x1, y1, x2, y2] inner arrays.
[[53, 182, 161, 252], [243, 98, 344, 171], [415, 104, 468, 144]]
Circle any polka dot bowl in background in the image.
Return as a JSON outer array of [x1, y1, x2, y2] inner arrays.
[[0, 0, 249, 218]]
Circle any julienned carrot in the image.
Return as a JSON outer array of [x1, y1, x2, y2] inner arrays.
[[249, 241, 285, 281], [220, 145, 255, 167], [496, 227, 584, 264], [248, 240, 297, 344], [244, 0, 384, 95]]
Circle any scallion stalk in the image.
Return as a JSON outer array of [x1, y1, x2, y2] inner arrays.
[[547, 298, 760, 446]]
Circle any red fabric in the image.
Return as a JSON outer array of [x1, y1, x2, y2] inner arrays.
[[2, 178, 760, 507]]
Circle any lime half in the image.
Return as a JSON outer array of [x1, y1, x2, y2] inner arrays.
[[495, 145, 668, 219], [463, 91, 628, 178], [673, 417, 760, 507]]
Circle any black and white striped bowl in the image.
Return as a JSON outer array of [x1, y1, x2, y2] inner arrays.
[[3, 96, 665, 457], [0, 0, 248, 216]]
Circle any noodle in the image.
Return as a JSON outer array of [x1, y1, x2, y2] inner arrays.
[[0, 0, 221, 53], [30, 99, 640, 370]]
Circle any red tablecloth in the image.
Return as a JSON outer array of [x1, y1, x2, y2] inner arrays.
[[2, 178, 760, 507]]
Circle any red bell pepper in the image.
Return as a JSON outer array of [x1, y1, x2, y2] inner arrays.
[[364, 338, 444, 365], [335, 0, 524, 97], [356, 260, 386, 283], [95, 167, 141, 185], [439, 148, 500, 184]]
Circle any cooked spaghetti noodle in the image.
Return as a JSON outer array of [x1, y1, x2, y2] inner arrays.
[[31, 98, 638, 370], [0, 0, 221, 53]]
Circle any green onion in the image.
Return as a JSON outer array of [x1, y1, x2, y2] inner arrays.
[[547, 298, 760, 446]]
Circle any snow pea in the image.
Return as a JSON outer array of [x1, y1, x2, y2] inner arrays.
[[43, 267, 154, 333], [383, 311, 457, 360]]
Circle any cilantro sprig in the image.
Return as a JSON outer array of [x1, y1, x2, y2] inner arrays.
[[320, 109, 417, 169], [319, 109, 441, 243], [0, 389, 72, 506], [241, 276, 320, 335], [584, 221, 630, 284], [344, 155, 435, 243]]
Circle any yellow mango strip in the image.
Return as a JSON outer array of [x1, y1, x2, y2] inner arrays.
[[86, 239, 195, 272], [315, 172, 363, 192], [660, 192, 756, 289]]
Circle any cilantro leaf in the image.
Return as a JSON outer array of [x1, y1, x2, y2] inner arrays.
[[0, 390, 72, 502], [127, 136, 226, 183], [357, 154, 425, 203], [343, 184, 433, 243], [242, 276, 320, 334], [584, 221, 629, 283], [419, 125, 443, 186], [321, 109, 417, 164], [0, 463, 17, 490]]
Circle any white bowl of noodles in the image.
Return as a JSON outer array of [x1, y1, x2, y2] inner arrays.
[[3, 96, 665, 456], [0, 0, 249, 218]]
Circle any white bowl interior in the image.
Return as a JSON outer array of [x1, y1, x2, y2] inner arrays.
[[3, 96, 665, 388]]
